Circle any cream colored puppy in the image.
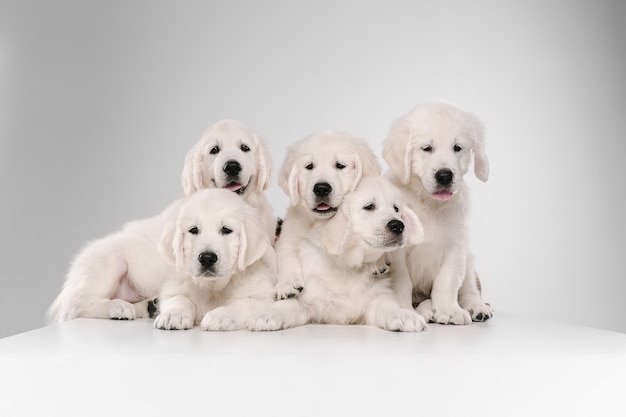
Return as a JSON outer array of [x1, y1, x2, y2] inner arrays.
[[154, 189, 284, 331], [383, 100, 493, 325], [273, 131, 381, 300], [46, 189, 280, 328], [276, 176, 427, 332], [181, 119, 277, 240]]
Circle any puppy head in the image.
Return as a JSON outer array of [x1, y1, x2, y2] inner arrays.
[[383, 101, 489, 201], [323, 176, 424, 255], [160, 189, 271, 285], [181, 119, 272, 198], [278, 131, 381, 219]]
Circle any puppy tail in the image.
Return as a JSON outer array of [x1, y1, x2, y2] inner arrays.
[[45, 293, 64, 325]]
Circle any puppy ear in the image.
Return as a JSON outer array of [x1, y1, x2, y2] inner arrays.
[[278, 147, 301, 206], [254, 135, 273, 192], [322, 204, 352, 255], [383, 120, 413, 185], [281, 166, 300, 206], [181, 143, 205, 195], [400, 206, 424, 246], [468, 117, 489, 182], [237, 212, 271, 271], [350, 141, 382, 191], [159, 220, 185, 271]]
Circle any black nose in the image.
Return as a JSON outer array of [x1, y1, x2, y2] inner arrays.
[[313, 182, 332, 197], [223, 160, 242, 176], [198, 251, 218, 269], [435, 169, 453, 186], [387, 220, 405, 235]]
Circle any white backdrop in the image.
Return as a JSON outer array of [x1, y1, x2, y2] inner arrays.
[[1, 0, 625, 338]]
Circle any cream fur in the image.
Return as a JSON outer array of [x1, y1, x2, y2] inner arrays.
[[273, 131, 381, 300], [274, 176, 427, 332], [383, 100, 493, 324], [181, 119, 277, 240], [154, 189, 286, 331]]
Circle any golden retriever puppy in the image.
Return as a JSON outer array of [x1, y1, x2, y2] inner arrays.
[[275, 176, 427, 332], [181, 119, 277, 240], [154, 189, 284, 331], [273, 131, 381, 300], [383, 100, 493, 324], [46, 189, 282, 329]]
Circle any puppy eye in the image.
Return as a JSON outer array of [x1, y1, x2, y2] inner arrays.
[[336, 162, 346, 170], [221, 226, 233, 235], [241, 144, 250, 152], [363, 203, 375, 211], [305, 163, 314, 170], [453, 144, 462, 152], [393, 205, 399, 213], [422, 145, 433, 153], [210, 146, 220, 155], [188, 226, 199, 235]]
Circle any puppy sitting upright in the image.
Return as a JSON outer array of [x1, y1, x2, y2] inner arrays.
[[383, 100, 493, 325], [276, 176, 427, 332], [273, 131, 381, 300]]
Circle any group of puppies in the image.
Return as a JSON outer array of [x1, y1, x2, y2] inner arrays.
[[46, 100, 493, 332]]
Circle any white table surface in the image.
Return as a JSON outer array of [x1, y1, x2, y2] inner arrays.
[[1, 313, 625, 417]]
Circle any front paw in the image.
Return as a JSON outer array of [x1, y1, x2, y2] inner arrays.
[[416, 300, 472, 325], [201, 307, 243, 331], [371, 254, 391, 276], [154, 309, 194, 330], [274, 278, 304, 300], [247, 308, 286, 332], [463, 301, 494, 322], [380, 308, 428, 332], [371, 262, 391, 276]]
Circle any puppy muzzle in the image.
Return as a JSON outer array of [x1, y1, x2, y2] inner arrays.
[[429, 169, 456, 201], [310, 182, 338, 216], [196, 251, 219, 276]]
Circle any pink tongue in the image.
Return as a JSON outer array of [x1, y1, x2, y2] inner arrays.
[[316, 203, 331, 211], [224, 183, 242, 192], [433, 191, 453, 201]]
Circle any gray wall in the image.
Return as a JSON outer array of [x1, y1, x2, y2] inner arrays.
[[2, 0, 625, 338]]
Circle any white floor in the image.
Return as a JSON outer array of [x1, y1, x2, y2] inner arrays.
[[1, 313, 625, 416]]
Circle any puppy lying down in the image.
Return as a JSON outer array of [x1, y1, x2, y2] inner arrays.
[[276, 176, 428, 332], [154, 189, 285, 331], [47, 189, 283, 332]]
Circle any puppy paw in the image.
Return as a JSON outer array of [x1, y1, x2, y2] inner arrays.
[[381, 308, 428, 332], [274, 279, 305, 300], [247, 309, 286, 332], [463, 301, 494, 322], [131, 298, 159, 319], [415, 299, 435, 323], [435, 308, 471, 325], [416, 300, 472, 325], [371, 261, 391, 276], [201, 308, 244, 331], [371, 254, 391, 276], [154, 309, 194, 330], [147, 298, 160, 319], [108, 299, 136, 320]]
